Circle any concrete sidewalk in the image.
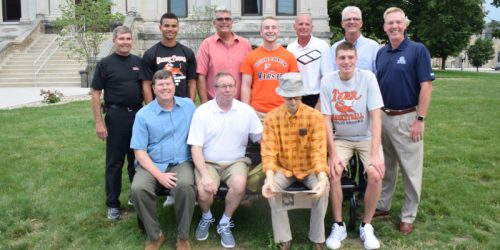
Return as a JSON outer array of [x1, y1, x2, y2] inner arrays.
[[0, 87, 91, 109]]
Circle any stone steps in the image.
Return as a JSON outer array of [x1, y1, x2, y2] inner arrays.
[[0, 34, 84, 87]]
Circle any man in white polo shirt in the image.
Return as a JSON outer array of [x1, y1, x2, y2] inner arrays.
[[287, 13, 333, 108], [188, 72, 262, 248]]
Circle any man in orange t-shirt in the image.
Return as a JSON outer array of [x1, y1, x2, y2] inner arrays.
[[241, 17, 299, 118]]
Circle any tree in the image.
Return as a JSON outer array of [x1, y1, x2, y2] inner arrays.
[[54, 0, 124, 84], [490, 21, 500, 39], [406, 0, 484, 69], [467, 38, 495, 72]]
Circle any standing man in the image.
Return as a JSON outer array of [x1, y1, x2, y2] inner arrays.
[[140, 12, 197, 103], [331, 6, 379, 73], [241, 17, 299, 119], [188, 72, 262, 248], [196, 6, 252, 103], [287, 13, 333, 108], [130, 70, 196, 250], [261, 72, 329, 250], [321, 42, 384, 250], [91, 26, 143, 220], [375, 7, 434, 236]]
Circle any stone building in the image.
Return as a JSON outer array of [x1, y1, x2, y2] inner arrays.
[[1, 0, 332, 54]]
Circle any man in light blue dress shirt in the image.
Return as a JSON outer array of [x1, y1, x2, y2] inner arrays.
[[331, 6, 380, 73], [130, 69, 196, 250]]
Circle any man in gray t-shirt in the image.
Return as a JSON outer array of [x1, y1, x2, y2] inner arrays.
[[320, 41, 385, 250]]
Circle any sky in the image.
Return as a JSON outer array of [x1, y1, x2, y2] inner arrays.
[[485, 0, 500, 22]]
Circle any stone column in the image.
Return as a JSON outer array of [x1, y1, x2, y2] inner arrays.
[[20, 0, 31, 23]]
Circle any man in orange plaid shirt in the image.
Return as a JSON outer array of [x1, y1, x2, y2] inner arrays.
[[261, 72, 329, 250]]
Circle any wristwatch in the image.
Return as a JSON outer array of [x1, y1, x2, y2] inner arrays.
[[417, 115, 425, 122]]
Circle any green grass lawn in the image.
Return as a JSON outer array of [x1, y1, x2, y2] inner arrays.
[[0, 70, 499, 249]]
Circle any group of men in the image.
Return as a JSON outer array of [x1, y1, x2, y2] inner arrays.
[[91, 5, 434, 250]]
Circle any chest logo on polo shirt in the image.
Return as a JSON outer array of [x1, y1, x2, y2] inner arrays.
[[331, 89, 364, 124], [397, 56, 406, 65]]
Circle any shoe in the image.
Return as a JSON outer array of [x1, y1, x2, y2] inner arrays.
[[163, 195, 175, 207], [360, 223, 380, 249], [373, 209, 390, 218], [278, 241, 291, 250], [326, 222, 347, 249], [217, 221, 236, 248], [107, 207, 120, 220], [313, 242, 325, 250], [145, 233, 166, 250], [176, 237, 192, 250], [128, 199, 133, 206], [195, 218, 214, 241], [399, 222, 413, 235]]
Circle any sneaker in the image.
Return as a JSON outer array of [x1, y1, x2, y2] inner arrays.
[[162, 195, 175, 207], [128, 199, 133, 206], [107, 207, 120, 220], [217, 221, 235, 248], [360, 223, 380, 249], [195, 218, 215, 241], [326, 222, 347, 249]]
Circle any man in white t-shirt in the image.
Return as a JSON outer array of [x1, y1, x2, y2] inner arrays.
[[287, 13, 333, 108], [320, 41, 385, 250], [188, 72, 262, 249]]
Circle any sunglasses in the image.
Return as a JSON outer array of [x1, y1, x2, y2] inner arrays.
[[216, 17, 232, 22]]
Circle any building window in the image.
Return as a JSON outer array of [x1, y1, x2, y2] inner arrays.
[[168, 0, 187, 17], [242, 0, 262, 16], [276, 0, 296, 16]]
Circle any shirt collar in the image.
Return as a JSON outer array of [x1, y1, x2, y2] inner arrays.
[[388, 37, 409, 51], [151, 96, 183, 115], [210, 98, 238, 113], [294, 35, 316, 49], [282, 102, 305, 119], [215, 32, 239, 43]]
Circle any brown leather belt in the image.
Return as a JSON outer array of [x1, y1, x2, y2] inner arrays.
[[381, 107, 416, 116]]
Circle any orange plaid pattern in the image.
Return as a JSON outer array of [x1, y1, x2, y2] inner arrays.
[[262, 103, 328, 179]]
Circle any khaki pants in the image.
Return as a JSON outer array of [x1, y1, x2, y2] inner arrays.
[[267, 170, 329, 243], [378, 111, 423, 223], [130, 161, 196, 241]]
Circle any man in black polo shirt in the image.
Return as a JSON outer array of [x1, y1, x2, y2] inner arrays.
[[91, 26, 143, 220], [139, 12, 197, 103]]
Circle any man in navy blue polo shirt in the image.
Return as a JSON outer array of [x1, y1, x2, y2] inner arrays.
[[374, 7, 434, 236]]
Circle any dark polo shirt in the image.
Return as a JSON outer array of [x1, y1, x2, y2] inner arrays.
[[375, 38, 435, 110]]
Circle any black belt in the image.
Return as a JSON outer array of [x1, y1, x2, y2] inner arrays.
[[106, 104, 142, 112], [381, 107, 416, 116]]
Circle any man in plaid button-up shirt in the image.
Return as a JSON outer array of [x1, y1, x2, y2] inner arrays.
[[261, 72, 329, 250]]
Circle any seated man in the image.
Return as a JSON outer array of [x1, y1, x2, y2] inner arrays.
[[320, 41, 385, 250], [130, 70, 196, 250], [188, 72, 262, 248], [261, 72, 329, 250]]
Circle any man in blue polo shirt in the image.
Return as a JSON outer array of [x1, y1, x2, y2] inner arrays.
[[130, 69, 196, 250], [374, 7, 434, 236]]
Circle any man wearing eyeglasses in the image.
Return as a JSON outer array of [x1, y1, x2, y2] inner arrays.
[[331, 6, 379, 73], [196, 6, 252, 104], [188, 72, 262, 248], [261, 72, 329, 250]]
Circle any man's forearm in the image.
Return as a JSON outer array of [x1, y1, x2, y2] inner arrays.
[[91, 90, 103, 124], [197, 75, 208, 104], [418, 82, 433, 117], [188, 79, 197, 102], [142, 80, 153, 104]]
